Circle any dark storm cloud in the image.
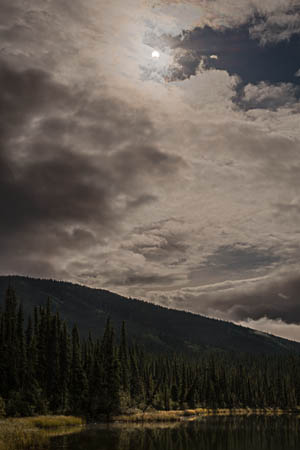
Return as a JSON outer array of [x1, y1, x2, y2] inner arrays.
[[103, 270, 180, 287], [151, 271, 300, 326], [0, 4, 20, 28], [154, 25, 300, 86], [206, 244, 280, 271], [0, 62, 71, 140], [188, 244, 280, 285], [208, 274, 300, 324], [0, 60, 184, 276]]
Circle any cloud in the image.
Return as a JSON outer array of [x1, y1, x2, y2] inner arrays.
[[149, 269, 300, 326], [239, 317, 300, 342], [103, 270, 181, 287], [172, 68, 240, 109], [166, 48, 203, 81], [250, 10, 300, 45], [188, 244, 281, 285], [239, 82, 299, 110], [1, 0, 300, 346], [155, 0, 300, 44], [121, 219, 189, 262], [155, 24, 300, 86], [0, 60, 184, 277]]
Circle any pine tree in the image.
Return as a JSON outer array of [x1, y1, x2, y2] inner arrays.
[[119, 322, 130, 393], [179, 364, 187, 408], [70, 325, 88, 413], [16, 302, 26, 391], [100, 318, 121, 418], [47, 314, 61, 411], [2, 287, 18, 394], [88, 338, 103, 416], [59, 322, 71, 412], [129, 347, 144, 407]]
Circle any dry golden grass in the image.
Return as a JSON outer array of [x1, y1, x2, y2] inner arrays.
[[0, 416, 84, 450], [115, 410, 184, 422], [27, 415, 84, 429], [114, 407, 291, 423], [0, 420, 48, 450]]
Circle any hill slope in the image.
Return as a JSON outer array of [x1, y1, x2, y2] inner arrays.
[[0, 275, 299, 354]]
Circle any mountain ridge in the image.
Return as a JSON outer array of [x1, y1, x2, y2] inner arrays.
[[0, 274, 299, 355]]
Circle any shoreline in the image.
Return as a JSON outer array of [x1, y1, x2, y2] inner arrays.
[[113, 407, 300, 423], [0, 416, 84, 450], [1, 408, 299, 449]]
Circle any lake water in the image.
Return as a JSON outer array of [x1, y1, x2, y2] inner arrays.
[[50, 415, 300, 450]]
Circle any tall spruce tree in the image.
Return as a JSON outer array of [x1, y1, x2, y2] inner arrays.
[[100, 318, 121, 418], [70, 325, 88, 413], [119, 321, 130, 408]]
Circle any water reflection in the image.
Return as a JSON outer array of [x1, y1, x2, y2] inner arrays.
[[51, 415, 300, 450]]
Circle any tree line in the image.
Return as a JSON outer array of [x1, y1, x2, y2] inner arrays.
[[1, 287, 300, 418]]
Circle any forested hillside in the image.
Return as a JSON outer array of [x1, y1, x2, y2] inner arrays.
[[0, 275, 299, 355], [1, 287, 300, 418]]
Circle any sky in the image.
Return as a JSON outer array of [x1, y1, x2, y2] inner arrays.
[[1, 0, 300, 341]]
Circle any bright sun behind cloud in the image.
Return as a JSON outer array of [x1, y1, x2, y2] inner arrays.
[[152, 50, 160, 58]]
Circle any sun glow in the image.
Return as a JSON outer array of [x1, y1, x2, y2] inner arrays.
[[152, 50, 160, 59]]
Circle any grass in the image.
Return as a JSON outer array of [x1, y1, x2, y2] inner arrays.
[[0, 408, 295, 449], [26, 415, 84, 429], [0, 415, 84, 450], [114, 407, 293, 423], [115, 410, 186, 422]]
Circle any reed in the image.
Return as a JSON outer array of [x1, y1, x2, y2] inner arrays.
[[115, 410, 184, 422], [27, 415, 84, 429], [0, 415, 84, 450], [114, 407, 292, 423]]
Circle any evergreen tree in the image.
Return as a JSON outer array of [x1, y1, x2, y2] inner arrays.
[[119, 322, 130, 393], [70, 325, 88, 413], [2, 286, 300, 418], [100, 319, 121, 418], [59, 322, 71, 412]]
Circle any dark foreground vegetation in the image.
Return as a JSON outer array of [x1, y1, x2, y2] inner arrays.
[[0, 416, 84, 450], [1, 287, 300, 420]]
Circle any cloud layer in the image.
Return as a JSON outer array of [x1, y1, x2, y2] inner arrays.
[[1, 0, 300, 341], [0, 60, 183, 276]]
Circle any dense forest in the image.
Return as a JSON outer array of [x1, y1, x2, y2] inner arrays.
[[1, 286, 300, 419]]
